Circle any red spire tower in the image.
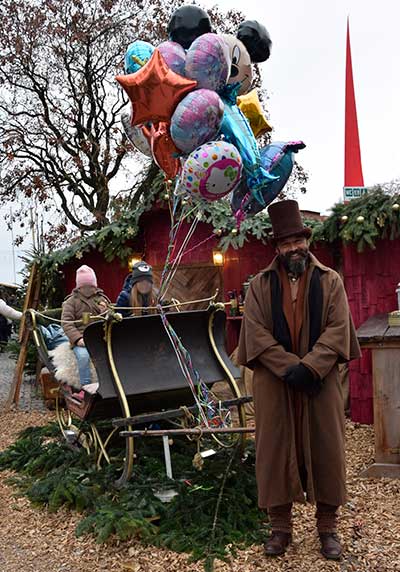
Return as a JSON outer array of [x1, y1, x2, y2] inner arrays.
[[344, 18, 365, 200]]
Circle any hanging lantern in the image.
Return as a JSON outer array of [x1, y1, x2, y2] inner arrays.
[[128, 253, 142, 271], [212, 249, 224, 266]]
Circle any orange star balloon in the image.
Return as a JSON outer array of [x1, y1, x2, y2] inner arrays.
[[116, 50, 197, 126]]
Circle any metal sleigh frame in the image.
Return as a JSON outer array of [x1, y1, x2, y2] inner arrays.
[[27, 304, 254, 486]]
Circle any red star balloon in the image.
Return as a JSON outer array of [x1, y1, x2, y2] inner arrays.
[[116, 49, 197, 126]]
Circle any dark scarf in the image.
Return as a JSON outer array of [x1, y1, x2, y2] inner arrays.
[[270, 266, 323, 353]]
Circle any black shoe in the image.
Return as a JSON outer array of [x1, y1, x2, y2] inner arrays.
[[319, 533, 343, 560], [264, 531, 292, 556]]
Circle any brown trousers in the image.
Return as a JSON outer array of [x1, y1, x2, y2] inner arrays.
[[268, 502, 338, 534]]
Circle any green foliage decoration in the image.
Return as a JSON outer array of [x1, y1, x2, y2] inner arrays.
[[0, 423, 267, 570], [313, 188, 400, 252]]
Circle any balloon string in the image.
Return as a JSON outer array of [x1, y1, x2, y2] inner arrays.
[[158, 195, 200, 301], [159, 216, 199, 301], [170, 232, 215, 264], [234, 192, 251, 229], [159, 307, 230, 429], [159, 308, 209, 426], [158, 196, 185, 297], [155, 193, 230, 430]]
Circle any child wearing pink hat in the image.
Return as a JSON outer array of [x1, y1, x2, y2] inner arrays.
[[61, 265, 110, 393]]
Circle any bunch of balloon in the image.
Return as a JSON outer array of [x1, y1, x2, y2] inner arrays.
[[116, 5, 306, 220]]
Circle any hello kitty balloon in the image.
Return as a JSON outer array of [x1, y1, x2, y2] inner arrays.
[[178, 140, 242, 201]]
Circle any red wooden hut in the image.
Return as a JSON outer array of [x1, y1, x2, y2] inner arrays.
[[59, 204, 400, 426]]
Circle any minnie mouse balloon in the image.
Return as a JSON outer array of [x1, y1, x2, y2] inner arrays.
[[178, 141, 242, 202], [220, 97, 277, 205], [237, 20, 272, 63], [185, 33, 230, 92], [168, 5, 212, 50], [222, 34, 253, 95], [171, 89, 224, 155]]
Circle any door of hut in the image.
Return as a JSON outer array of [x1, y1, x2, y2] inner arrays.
[[153, 264, 223, 310]]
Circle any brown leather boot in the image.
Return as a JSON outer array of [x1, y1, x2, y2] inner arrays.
[[264, 531, 292, 556], [319, 533, 343, 560]]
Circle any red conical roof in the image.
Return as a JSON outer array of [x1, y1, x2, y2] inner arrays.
[[345, 18, 364, 187]]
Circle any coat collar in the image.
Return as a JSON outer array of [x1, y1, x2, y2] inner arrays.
[[262, 253, 331, 276]]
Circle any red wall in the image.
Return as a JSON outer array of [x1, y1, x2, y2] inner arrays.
[[223, 239, 333, 297], [142, 210, 219, 268], [343, 240, 400, 424], [63, 249, 133, 302], [60, 208, 400, 425]]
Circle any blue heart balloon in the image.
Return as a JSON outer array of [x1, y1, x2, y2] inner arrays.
[[231, 141, 306, 220]]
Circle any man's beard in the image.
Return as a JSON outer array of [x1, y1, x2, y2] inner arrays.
[[279, 249, 310, 276]]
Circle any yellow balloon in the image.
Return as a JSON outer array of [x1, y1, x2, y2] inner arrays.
[[237, 89, 272, 138]]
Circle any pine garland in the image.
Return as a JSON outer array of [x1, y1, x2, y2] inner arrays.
[[28, 184, 400, 306], [313, 188, 400, 251]]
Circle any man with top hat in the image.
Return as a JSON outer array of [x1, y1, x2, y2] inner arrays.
[[238, 200, 360, 560]]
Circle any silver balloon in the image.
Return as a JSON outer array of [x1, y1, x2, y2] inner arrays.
[[120, 110, 152, 157]]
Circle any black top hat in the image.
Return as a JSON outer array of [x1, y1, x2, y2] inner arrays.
[[267, 200, 312, 242]]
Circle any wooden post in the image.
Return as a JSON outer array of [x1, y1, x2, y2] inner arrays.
[[3, 264, 41, 410], [357, 313, 400, 478]]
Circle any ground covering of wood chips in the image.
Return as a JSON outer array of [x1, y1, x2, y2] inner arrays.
[[0, 410, 399, 572]]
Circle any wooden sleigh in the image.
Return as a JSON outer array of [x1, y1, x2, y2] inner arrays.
[[27, 304, 254, 486]]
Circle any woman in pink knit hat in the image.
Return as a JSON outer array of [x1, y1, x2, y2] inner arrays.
[[61, 265, 110, 394]]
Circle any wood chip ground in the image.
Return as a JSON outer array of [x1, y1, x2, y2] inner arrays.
[[0, 411, 399, 571]]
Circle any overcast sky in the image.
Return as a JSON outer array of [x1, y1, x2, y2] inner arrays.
[[202, 0, 400, 211], [1, 0, 399, 284]]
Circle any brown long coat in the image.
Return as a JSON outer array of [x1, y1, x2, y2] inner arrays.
[[61, 288, 110, 346], [238, 254, 360, 509]]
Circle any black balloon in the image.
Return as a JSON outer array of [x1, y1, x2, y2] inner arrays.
[[167, 5, 212, 49], [237, 20, 272, 63]]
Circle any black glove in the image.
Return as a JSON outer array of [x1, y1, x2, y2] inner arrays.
[[283, 364, 323, 397]]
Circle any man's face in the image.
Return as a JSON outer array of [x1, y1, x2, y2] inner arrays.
[[276, 235, 309, 276]]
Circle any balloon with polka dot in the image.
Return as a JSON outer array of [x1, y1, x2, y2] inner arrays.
[[178, 141, 242, 201]]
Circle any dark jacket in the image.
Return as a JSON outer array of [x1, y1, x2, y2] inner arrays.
[[116, 274, 136, 317], [115, 274, 170, 317]]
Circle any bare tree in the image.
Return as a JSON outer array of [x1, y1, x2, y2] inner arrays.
[[0, 0, 306, 247], [0, 0, 184, 241]]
